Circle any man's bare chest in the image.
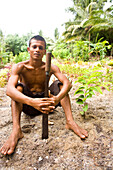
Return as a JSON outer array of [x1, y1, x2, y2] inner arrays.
[[21, 69, 46, 85]]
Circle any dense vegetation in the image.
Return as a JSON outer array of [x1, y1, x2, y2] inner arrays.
[[0, 1, 113, 64]]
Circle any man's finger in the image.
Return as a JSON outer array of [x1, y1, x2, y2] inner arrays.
[[42, 107, 51, 111], [39, 102, 55, 107], [41, 98, 54, 102], [42, 105, 55, 110]]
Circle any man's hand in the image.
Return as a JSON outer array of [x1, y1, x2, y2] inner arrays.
[[49, 93, 60, 107], [30, 98, 55, 114]]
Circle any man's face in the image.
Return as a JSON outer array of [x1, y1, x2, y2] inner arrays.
[[27, 39, 46, 60]]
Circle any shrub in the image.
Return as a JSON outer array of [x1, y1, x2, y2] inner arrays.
[[90, 40, 111, 59], [73, 41, 90, 62], [53, 48, 70, 59], [0, 52, 13, 65], [14, 52, 29, 63]]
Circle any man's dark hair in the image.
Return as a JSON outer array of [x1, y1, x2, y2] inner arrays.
[[29, 35, 46, 49]]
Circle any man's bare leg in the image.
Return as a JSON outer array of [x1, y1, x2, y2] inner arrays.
[[0, 87, 24, 155], [60, 93, 88, 139]]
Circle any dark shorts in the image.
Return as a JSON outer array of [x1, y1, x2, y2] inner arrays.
[[16, 80, 62, 116]]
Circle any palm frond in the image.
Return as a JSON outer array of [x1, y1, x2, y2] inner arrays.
[[86, 2, 97, 13], [67, 25, 76, 32], [74, 5, 87, 19], [89, 23, 113, 32]]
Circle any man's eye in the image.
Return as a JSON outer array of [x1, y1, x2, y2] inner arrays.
[[32, 45, 43, 50], [39, 46, 43, 50], [33, 45, 37, 49]]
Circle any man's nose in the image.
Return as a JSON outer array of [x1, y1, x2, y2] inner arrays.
[[36, 47, 40, 51]]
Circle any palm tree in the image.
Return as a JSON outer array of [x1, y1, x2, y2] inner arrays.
[[83, 5, 113, 31], [63, 0, 113, 43], [63, 2, 97, 41], [83, 4, 113, 43]]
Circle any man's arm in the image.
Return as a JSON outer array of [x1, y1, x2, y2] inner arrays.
[[51, 64, 72, 103], [6, 63, 31, 104]]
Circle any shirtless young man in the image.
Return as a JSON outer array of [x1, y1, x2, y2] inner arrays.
[[0, 35, 88, 155]]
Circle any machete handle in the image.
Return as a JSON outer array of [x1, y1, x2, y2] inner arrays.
[[45, 52, 52, 72]]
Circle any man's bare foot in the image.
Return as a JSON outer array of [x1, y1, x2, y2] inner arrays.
[[65, 120, 88, 139], [0, 128, 24, 155]]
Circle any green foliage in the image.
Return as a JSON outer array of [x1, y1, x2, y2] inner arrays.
[[4, 32, 33, 56], [54, 28, 59, 41], [14, 52, 29, 63], [90, 40, 111, 59], [70, 0, 106, 10], [0, 29, 5, 53], [53, 59, 88, 77], [54, 58, 113, 116], [38, 30, 43, 36], [53, 38, 110, 61], [0, 52, 13, 65], [73, 41, 90, 61], [64, 0, 113, 46], [52, 39, 70, 59], [74, 69, 111, 117], [53, 48, 70, 59], [105, 66, 113, 89], [5, 34, 25, 56]]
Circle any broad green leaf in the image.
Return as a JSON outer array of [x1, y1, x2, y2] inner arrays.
[[89, 90, 95, 95], [85, 90, 94, 96], [101, 85, 110, 91], [83, 104, 88, 112], [87, 78, 98, 85], [87, 94, 92, 98], [95, 86, 103, 94], [76, 99, 84, 104], [79, 86, 85, 90], [83, 98, 87, 102], [75, 90, 84, 95], [89, 86, 99, 92], [78, 79, 86, 84], [78, 95, 84, 99]]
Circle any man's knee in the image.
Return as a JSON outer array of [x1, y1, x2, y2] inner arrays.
[[59, 84, 63, 90]]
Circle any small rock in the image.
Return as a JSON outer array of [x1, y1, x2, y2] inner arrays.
[[45, 156, 49, 159], [38, 156, 43, 162], [16, 148, 21, 155]]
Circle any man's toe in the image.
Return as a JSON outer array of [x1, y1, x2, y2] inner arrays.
[[7, 147, 15, 155], [80, 134, 86, 139]]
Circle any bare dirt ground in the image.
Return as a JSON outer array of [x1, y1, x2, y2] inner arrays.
[[0, 84, 113, 170]]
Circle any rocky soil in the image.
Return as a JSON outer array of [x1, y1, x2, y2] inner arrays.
[[0, 85, 113, 170]]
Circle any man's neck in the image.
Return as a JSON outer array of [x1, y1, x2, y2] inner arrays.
[[29, 58, 43, 69]]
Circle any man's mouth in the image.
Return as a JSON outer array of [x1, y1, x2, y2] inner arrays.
[[34, 53, 40, 56]]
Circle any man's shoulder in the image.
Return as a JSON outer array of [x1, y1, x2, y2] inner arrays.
[[14, 60, 29, 68], [51, 63, 60, 73], [12, 60, 29, 73]]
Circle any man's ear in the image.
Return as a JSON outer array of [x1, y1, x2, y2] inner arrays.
[[27, 47, 30, 53]]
